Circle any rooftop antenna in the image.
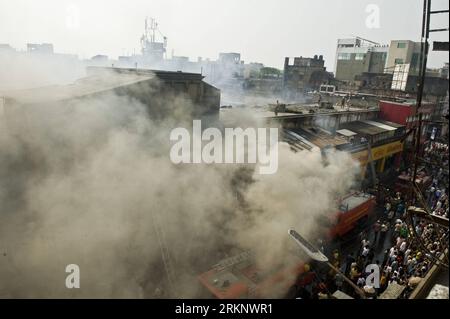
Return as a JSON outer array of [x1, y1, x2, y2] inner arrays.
[[141, 16, 167, 56]]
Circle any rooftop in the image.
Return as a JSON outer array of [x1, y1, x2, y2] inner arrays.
[[339, 120, 401, 137], [1, 67, 209, 105], [291, 127, 349, 149], [340, 192, 374, 211], [379, 99, 435, 107], [1, 71, 153, 105], [86, 66, 205, 81]]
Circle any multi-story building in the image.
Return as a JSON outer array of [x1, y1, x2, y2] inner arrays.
[[218, 52, 241, 65], [0, 43, 82, 91], [334, 38, 448, 98], [1, 67, 221, 121], [334, 37, 389, 82], [0, 44, 15, 53], [27, 43, 54, 54], [385, 40, 422, 76], [283, 55, 331, 99]]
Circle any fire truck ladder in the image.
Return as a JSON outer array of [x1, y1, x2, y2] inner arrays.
[[212, 250, 253, 272], [212, 251, 259, 298]]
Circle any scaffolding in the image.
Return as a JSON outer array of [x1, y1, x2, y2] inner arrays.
[[408, 0, 449, 268]]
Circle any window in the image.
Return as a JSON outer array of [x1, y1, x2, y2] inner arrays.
[[339, 44, 354, 48], [394, 58, 404, 64], [355, 53, 365, 60], [338, 53, 351, 60], [397, 42, 407, 49]]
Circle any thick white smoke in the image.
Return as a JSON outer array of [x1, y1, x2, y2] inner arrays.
[[0, 64, 360, 298]]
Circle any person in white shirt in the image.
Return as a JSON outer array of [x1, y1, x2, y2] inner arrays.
[[361, 239, 370, 248], [362, 246, 370, 258], [389, 246, 396, 258], [404, 248, 411, 265], [400, 241, 407, 253]]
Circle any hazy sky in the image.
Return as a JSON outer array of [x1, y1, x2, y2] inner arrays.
[[0, 0, 448, 69]]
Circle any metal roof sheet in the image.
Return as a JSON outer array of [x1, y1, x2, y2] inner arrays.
[[1, 72, 153, 105], [337, 129, 358, 137]]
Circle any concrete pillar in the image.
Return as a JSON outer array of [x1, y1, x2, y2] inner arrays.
[[379, 157, 386, 173]]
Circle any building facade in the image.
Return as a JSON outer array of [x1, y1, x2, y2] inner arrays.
[[283, 55, 331, 99], [1, 67, 221, 126], [334, 38, 389, 82], [385, 40, 422, 75]]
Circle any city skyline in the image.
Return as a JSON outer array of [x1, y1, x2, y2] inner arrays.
[[1, 0, 448, 70]]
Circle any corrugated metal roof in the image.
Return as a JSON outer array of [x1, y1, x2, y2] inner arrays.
[[361, 120, 397, 131], [283, 129, 318, 152], [376, 119, 405, 129], [1, 67, 212, 105], [337, 129, 358, 137], [339, 121, 387, 136], [1, 72, 153, 105], [292, 127, 349, 149]]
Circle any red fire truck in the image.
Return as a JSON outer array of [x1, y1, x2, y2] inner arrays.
[[198, 251, 306, 299], [198, 192, 376, 298], [325, 192, 376, 239]]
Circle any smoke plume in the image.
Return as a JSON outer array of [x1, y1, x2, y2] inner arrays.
[[0, 66, 359, 298]]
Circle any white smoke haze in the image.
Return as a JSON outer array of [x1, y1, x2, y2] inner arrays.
[[0, 61, 360, 298], [0, 51, 84, 91]]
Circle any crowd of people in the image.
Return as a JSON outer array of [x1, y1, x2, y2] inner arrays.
[[424, 142, 449, 219], [347, 142, 449, 298], [293, 141, 449, 299]]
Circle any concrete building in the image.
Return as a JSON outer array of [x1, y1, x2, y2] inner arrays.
[[90, 55, 109, 65], [379, 100, 444, 141], [218, 52, 241, 65], [356, 71, 449, 97], [385, 40, 422, 75], [334, 38, 448, 98], [0, 44, 15, 53], [283, 55, 331, 99], [334, 37, 389, 82], [27, 43, 54, 54], [1, 67, 220, 124], [257, 105, 405, 180], [0, 43, 83, 91], [337, 119, 405, 175], [334, 38, 424, 82]]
